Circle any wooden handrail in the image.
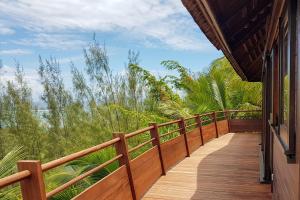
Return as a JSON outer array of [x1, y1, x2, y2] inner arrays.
[[125, 126, 154, 139], [128, 138, 155, 153], [46, 154, 123, 198], [185, 122, 198, 129], [159, 128, 182, 138], [183, 115, 197, 121], [157, 119, 181, 127], [0, 170, 31, 189], [42, 138, 120, 171]]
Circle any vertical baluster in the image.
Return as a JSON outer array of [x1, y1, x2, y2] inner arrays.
[[113, 133, 137, 200], [196, 114, 204, 145], [213, 112, 219, 138], [149, 123, 166, 175], [179, 117, 190, 157], [17, 160, 47, 200]]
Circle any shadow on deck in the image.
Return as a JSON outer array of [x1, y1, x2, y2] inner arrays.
[[143, 132, 272, 200]]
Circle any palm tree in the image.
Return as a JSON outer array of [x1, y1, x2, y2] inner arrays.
[[0, 146, 26, 200]]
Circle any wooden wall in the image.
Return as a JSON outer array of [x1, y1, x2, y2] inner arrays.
[[202, 123, 217, 142], [130, 147, 162, 199], [73, 166, 133, 200], [229, 119, 262, 132], [161, 135, 187, 171], [187, 128, 202, 153], [217, 120, 229, 136], [272, 135, 299, 200]]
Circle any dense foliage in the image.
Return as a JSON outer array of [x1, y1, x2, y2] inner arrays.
[[0, 40, 261, 199]]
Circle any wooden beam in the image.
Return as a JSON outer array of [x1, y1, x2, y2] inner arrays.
[[264, 0, 285, 54], [195, 0, 248, 80]]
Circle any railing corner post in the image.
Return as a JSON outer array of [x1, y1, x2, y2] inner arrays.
[[113, 132, 137, 200], [196, 114, 204, 145], [17, 160, 47, 200], [149, 122, 166, 175], [224, 110, 231, 133], [179, 117, 190, 157], [213, 112, 219, 138]]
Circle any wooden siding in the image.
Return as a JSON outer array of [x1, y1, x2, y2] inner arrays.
[[202, 123, 217, 142], [272, 135, 299, 200], [73, 166, 133, 200], [217, 119, 229, 135], [229, 119, 262, 132], [161, 135, 187, 171], [130, 147, 162, 199], [143, 132, 271, 200], [186, 128, 202, 153]]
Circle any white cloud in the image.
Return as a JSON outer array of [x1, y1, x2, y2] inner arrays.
[[0, 0, 211, 51], [13, 33, 86, 50], [0, 49, 32, 55], [0, 22, 15, 35]]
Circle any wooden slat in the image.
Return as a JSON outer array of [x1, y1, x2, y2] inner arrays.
[[130, 147, 162, 199], [186, 128, 202, 153], [202, 123, 217, 143], [143, 132, 272, 200], [42, 138, 120, 171], [0, 170, 31, 189], [161, 135, 187, 171], [229, 119, 262, 132], [217, 120, 229, 136], [73, 166, 133, 200], [272, 135, 299, 200]]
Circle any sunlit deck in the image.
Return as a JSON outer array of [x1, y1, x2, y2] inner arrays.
[[143, 132, 272, 200]]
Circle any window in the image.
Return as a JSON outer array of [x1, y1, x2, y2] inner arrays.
[[277, 0, 297, 161]]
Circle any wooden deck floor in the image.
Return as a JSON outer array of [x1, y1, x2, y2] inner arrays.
[[143, 132, 272, 200]]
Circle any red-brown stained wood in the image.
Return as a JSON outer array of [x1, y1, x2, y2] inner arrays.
[[217, 120, 229, 136], [272, 135, 299, 200], [161, 135, 187, 171], [186, 128, 202, 153], [73, 166, 133, 200], [17, 160, 47, 200], [202, 123, 217, 143], [130, 147, 162, 199], [229, 119, 262, 132], [143, 132, 272, 200]]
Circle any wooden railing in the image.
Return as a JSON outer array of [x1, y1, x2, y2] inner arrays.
[[0, 110, 262, 200]]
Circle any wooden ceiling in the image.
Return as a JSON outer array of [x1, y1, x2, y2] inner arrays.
[[182, 0, 273, 82]]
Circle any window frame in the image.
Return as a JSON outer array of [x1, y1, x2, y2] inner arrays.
[[277, 0, 297, 162]]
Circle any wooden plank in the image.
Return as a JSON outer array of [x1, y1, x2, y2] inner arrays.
[[17, 161, 47, 200], [202, 123, 217, 143], [161, 135, 187, 171], [229, 119, 262, 132], [272, 135, 299, 200], [130, 147, 162, 199], [73, 166, 132, 200], [186, 128, 202, 153], [217, 120, 229, 136], [143, 132, 271, 200]]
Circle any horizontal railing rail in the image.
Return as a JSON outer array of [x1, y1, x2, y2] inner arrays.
[[0, 109, 262, 200]]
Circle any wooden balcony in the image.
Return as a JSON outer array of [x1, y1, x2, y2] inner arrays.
[[0, 110, 268, 200], [143, 132, 271, 200]]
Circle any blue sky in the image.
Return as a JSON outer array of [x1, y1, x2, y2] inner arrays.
[[0, 0, 222, 98]]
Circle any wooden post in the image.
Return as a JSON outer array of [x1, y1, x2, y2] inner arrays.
[[149, 123, 166, 175], [17, 160, 47, 200], [213, 112, 219, 138], [195, 114, 204, 145], [224, 110, 231, 133], [179, 117, 190, 157], [113, 132, 137, 200]]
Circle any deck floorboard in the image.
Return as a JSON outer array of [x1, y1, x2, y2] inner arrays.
[[143, 132, 272, 200]]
